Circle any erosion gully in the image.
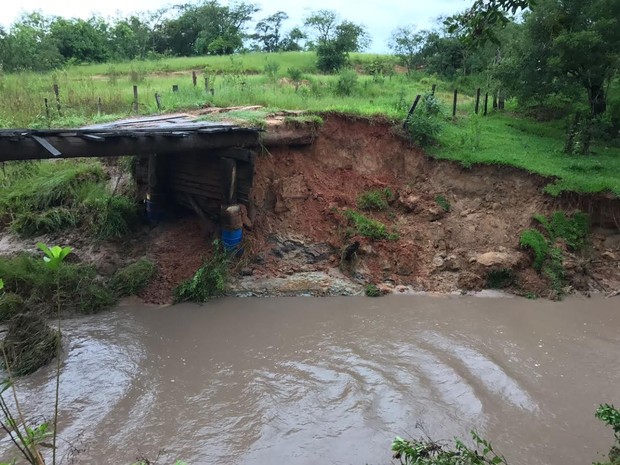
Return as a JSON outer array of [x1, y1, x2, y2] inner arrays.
[[1, 295, 619, 465]]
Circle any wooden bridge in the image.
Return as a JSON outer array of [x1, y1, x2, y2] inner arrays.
[[0, 114, 263, 225]]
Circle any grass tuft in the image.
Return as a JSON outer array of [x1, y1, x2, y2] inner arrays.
[[109, 259, 156, 297], [344, 209, 394, 240], [174, 241, 229, 303]]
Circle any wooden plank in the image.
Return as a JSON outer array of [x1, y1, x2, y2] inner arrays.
[[31, 135, 61, 157]]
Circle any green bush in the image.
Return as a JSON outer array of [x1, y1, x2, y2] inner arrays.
[[534, 211, 589, 250], [174, 242, 229, 303], [365, 284, 383, 297], [407, 113, 443, 147], [344, 210, 393, 240], [519, 229, 549, 271], [109, 259, 156, 297], [11, 207, 79, 237], [357, 189, 390, 211]]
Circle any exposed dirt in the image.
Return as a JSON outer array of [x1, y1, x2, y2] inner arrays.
[[136, 113, 620, 302]]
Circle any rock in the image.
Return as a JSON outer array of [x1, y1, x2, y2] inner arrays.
[[398, 194, 420, 213], [424, 206, 446, 222], [457, 272, 485, 291], [279, 175, 308, 200], [431, 254, 445, 270], [359, 244, 375, 256], [381, 260, 392, 272], [443, 254, 462, 271], [475, 251, 525, 269], [396, 260, 414, 276], [602, 251, 617, 261], [240, 267, 254, 276], [604, 234, 620, 250]]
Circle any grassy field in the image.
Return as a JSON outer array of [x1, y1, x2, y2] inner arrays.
[[0, 51, 618, 197]]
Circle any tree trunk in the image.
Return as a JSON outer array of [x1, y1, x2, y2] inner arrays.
[[589, 84, 607, 116]]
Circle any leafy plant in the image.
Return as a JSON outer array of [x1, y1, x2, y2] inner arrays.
[[533, 211, 589, 250], [334, 69, 358, 96], [596, 404, 620, 440], [392, 430, 506, 465], [174, 241, 229, 303], [36, 243, 72, 271]]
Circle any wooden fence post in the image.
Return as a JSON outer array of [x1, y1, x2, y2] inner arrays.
[[155, 93, 162, 111], [192, 71, 197, 87], [52, 84, 62, 116], [475, 88, 481, 114], [431, 84, 436, 95], [133, 85, 139, 113], [204, 77, 209, 94], [452, 89, 458, 117], [484, 93, 489, 116], [44, 98, 50, 123], [172, 85, 179, 93], [97, 97, 102, 116], [403, 95, 421, 129]]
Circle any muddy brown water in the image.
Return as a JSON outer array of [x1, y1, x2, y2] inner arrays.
[[1, 295, 619, 465]]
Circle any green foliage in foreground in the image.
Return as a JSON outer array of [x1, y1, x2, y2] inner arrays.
[[344, 210, 397, 240], [109, 259, 156, 297], [0, 160, 139, 239], [174, 241, 229, 303], [392, 430, 506, 465], [0, 254, 115, 314], [394, 404, 620, 465]]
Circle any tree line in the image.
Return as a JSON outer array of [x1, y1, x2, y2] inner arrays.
[[0, 3, 369, 73]]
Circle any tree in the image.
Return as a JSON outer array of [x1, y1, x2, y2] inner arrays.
[[280, 27, 306, 51], [109, 15, 152, 60], [495, 0, 620, 116], [304, 10, 370, 73], [388, 26, 426, 73], [445, 0, 534, 45], [49, 17, 110, 63], [253, 11, 288, 52]]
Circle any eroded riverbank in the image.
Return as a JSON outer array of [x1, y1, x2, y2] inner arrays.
[[2, 295, 618, 465]]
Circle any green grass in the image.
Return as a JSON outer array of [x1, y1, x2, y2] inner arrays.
[[433, 114, 620, 196], [344, 209, 397, 240], [0, 160, 140, 239], [357, 189, 392, 211], [0, 51, 618, 197], [174, 241, 229, 303], [0, 254, 116, 314], [109, 259, 156, 297]]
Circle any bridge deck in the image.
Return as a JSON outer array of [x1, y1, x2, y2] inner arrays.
[[0, 114, 261, 162]]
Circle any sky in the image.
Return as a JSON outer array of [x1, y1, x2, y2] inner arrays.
[[1, 0, 469, 53]]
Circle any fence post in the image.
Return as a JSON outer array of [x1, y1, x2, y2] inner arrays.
[[431, 84, 436, 95], [204, 77, 209, 94], [403, 94, 421, 129], [133, 85, 139, 113], [44, 98, 50, 123], [155, 93, 162, 111], [52, 84, 62, 116], [475, 88, 481, 114], [192, 71, 197, 87], [452, 89, 458, 117], [172, 85, 179, 93], [484, 93, 489, 116], [97, 97, 102, 116]]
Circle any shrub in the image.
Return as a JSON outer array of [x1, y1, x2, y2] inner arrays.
[[365, 284, 383, 297], [344, 210, 392, 240], [264, 60, 280, 80], [407, 113, 443, 147], [534, 211, 589, 250], [357, 189, 390, 211], [286, 67, 303, 82], [174, 241, 229, 303], [109, 259, 156, 297], [335, 69, 358, 96], [519, 229, 549, 271]]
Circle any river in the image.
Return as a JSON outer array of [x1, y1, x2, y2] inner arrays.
[[1, 295, 619, 465]]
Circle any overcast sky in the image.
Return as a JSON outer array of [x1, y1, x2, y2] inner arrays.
[[1, 0, 469, 53]]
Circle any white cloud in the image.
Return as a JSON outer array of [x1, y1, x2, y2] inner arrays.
[[1, 0, 469, 53]]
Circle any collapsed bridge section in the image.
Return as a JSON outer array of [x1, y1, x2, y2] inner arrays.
[[0, 114, 264, 236]]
